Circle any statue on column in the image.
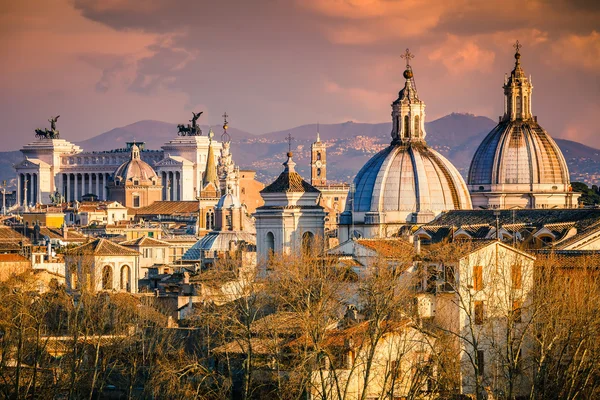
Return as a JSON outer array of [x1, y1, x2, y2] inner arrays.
[[177, 111, 203, 136]]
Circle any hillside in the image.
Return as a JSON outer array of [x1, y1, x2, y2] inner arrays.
[[2, 114, 599, 189]]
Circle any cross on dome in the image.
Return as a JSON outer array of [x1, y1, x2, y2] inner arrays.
[[513, 40, 522, 54], [221, 111, 231, 142], [286, 133, 294, 154], [401, 48, 414, 68]]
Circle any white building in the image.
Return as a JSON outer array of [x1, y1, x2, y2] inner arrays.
[[14, 120, 222, 207], [254, 151, 326, 263], [339, 52, 471, 241], [468, 43, 580, 209]]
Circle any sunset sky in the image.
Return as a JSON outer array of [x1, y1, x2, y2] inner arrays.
[[1, 0, 598, 150]]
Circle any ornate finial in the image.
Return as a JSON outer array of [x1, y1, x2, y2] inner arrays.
[[221, 112, 230, 142], [316, 122, 320, 142], [286, 133, 294, 156]]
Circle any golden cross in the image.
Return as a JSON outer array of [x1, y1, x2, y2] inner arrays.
[[400, 48, 414, 68], [513, 40, 522, 53]]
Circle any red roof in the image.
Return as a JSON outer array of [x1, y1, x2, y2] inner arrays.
[[0, 254, 30, 263]]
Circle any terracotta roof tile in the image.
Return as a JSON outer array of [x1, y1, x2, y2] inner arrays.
[[261, 171, 320, 194], [0, 254, 30, 262], [134, 201, 199, 215], [119, 236, 171, 247], [67, 238, 140, 256], [356, 238, 414, 258]]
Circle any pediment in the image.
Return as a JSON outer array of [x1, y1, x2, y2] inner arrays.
[[14, 158, 49, 170]]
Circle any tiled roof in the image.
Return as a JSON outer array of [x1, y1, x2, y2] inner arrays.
[[0, 226, 28, 241], [0, 254, 30, 262], [67, 238, 140, 256], [356, 238, 414, 258], [134, 201, 199, 215], [119, 236, 171, 247], [39, 227, 87, 242], [261, 171, 320, 194]]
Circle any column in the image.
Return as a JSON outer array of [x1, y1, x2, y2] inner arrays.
[[58, 173, 63, 199], [96, 173, 100, 199], [66, 174, 70, 202], [176, 172, 180, 201], [16, 174, 21, 206], [35, 173, 41, 204], [103, 173, 108, 201], [88, 173, 92, 196], [74, 174, 79, 201]]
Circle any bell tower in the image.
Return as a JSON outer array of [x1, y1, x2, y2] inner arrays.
[[311, 125, 327, 186]]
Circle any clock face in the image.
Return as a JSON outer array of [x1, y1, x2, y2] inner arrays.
[[315, 160, 322, 168]]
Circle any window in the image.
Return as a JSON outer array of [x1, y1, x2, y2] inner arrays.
[[316, 152, 321, 160], [122, 213, 125, 219], [226, 215, 232, 229], [477, 350, 485, 375], [241, 188, 246, 195], [403, 115, 409, 137], [334, 197, 339, 201], [317, 168, 321, 176], [102, 265, 113, 290], [133, 179, 139, 185], [144, 248, 152, 258], [511, 264, 522, 290], [473, 265, 483, 291], [513, 300, 522, 323], [133, 195, 140, 208], [474, 301, 484, 325]]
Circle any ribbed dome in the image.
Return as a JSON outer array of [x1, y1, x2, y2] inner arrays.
[[182, 231, 256, 260], [354, 143, 472, 216], [468, 120, 569, 186], [216, 192, 242, 209], [114, 144, 159, 183]]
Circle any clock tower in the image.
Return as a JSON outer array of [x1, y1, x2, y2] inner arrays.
[[311, 127, 327, 186]]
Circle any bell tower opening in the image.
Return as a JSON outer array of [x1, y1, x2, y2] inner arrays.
[[311, 126, 327, 186]]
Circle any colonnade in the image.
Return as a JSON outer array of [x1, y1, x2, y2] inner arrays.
[[17, 173, 40, 207], [161, 171, 181, 201], [59, 172, 112, 202]]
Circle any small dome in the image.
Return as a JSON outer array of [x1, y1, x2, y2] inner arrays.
[[353, 143, 472, 219], [182, 231, 256, 260], [114, 144, 159, 183], [216, 192, 242, 209]]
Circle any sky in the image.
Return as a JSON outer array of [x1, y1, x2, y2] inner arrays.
[[0, 0, 599, 150]]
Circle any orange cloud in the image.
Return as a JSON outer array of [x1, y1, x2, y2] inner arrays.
[[552, 31, 600, 70], [428, 35, 496, 74]]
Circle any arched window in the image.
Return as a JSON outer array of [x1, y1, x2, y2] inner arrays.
[[523, 96, 528, 116], [414, 115, 420, 136], [302, 231, 315, 255], [266, 232, 275, 255], [316, 152, 321, 160], [404, 115, 410, 138], [516, 95, 522, 116], [206, 209, 215, 230], [102, 265, 113, 290], [120, 265, 131, 291], [317, 168, 321, 176]]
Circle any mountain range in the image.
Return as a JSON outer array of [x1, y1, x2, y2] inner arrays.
[[2, 113, 598, 188]]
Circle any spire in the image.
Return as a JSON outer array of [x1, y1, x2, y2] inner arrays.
[[502, 41, 533, 122], [391, 48, 426, 143], [316, 122, 320, 142], [284, 133, 296, 173], [203, 133, 218, 188]]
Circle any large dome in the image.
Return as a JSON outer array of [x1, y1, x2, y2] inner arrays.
[[468, 120, 569, 186], [467, 43, 578, 209], [354, 143, 472, 219], [114, 144, 159, 184], [341, 54, 471, 240]]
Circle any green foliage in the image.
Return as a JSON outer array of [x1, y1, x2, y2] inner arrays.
[[572, 181, 600, 206]]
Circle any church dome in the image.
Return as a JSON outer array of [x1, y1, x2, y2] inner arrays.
[[467, 42, 577, 209], [114, 144, 159, 184], [353, 144, 472, 218], [348, 51, 471, 228], [468, 120, 569, 186], [216, 191, 242, 209]]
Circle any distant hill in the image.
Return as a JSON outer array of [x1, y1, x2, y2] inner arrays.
[[1, 114, 599, 190]]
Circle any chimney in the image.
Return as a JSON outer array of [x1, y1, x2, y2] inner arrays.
[[62, 224, 68, 239], [46, 239, 52, 260], [414, 237, 421, 255]]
